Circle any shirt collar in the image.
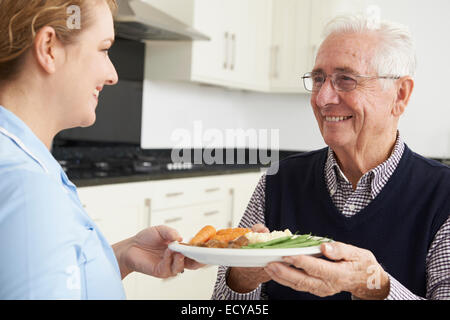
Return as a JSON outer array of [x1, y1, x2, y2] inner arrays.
[[0, 105, 65, 185], [325, 132, 405, 199]]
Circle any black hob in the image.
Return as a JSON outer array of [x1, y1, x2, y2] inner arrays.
[[51, 140, 292, 181]]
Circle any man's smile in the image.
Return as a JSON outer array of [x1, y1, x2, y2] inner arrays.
[[324, 115, 353, 122]]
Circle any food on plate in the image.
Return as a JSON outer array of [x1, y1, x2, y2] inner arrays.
[[211, 227, 251, 243], [187, 225, 331, 249], [245, 229, 292, 244], [188, 225, 216, 246]]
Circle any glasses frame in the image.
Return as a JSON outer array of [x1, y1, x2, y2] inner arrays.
[[301, 72, 401, 92]]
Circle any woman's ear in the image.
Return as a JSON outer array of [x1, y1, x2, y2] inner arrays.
[[32, 26, 62, 74], [392, 76, 414, 117]]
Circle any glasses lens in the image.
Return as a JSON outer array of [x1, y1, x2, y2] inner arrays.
[[303, 74, 314, 91], [334, 74, 357, 91]]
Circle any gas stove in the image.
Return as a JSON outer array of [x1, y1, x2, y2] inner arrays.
[[52, 143, 201, 180], [51, 141, 283, 181]]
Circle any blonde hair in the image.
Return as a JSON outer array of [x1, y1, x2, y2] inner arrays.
[[0, 0, 117, 82]]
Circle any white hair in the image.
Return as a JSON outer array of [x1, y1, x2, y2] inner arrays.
[[321, 13, 417, 79]]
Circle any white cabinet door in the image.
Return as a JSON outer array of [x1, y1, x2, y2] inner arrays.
[[191, 0, 229, 84], [268, 0, 312, 92], [227, 172, 263, 226], [134, 201, 231, 299], [191, 0, 257, 88]]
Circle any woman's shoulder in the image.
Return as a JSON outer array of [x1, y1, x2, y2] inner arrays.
[[0, 134, 47, 175], [0, 167, 70, 221]]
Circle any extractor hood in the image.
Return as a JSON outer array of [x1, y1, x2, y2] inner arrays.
[[114, 0, 210, 41]]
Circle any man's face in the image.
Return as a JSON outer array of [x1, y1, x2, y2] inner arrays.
[[311, 32, 398, 151]]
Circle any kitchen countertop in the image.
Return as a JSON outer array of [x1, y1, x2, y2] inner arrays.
[[73, 166, 263, 188]]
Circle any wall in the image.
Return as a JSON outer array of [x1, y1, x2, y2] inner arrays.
[[369, 0, 450, 158], [141, 0, 450, 158]]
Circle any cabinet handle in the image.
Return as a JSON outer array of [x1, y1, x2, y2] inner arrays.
[[271, 45, 279, 79], [204, 210, 220, 217], [205, 187, 220, 193], [164, 217, 183, 224], [145, 198, 152, 227], [223, 32, 229, 69], [230, 33, 236, 70], [165, 192, 184, 198]]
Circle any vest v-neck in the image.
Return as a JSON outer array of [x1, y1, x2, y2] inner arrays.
[[316, 146, 413, 230]]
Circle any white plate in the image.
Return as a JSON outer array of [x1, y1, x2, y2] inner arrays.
[[168, 241, 325, 267]]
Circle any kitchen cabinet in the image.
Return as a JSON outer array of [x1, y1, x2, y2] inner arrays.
[[146, 0, 374, 93], [146, 0, 312, 93], [76, 172, 262, 299], [258, 0, 313, 93], [190, 0, 259, 88]]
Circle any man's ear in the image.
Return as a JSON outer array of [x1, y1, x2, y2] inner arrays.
[[392, 76, 414, 117], [32, 26, 62, 74]]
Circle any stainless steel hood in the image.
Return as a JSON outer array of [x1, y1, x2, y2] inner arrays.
[[114, 0, 210, 41]]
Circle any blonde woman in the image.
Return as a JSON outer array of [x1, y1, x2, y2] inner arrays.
[[0, 0, 201, 299]]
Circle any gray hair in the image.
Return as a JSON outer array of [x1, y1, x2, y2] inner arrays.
[[321, 13, 417, 79]]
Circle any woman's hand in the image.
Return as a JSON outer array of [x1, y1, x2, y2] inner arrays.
[[113, 225, 204, 279], [226, 223, 272, 293], [264, 241, 390, 299]]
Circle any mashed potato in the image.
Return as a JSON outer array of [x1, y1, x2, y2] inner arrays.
[[245, 229, 292, 245]]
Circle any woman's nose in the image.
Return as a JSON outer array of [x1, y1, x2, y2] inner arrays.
[[315, 78, 340, 107], [105, 59, 119, 86]]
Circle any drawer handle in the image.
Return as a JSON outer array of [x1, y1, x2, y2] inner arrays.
[[164, 217, 183, 224], [205, 187, 220, 193], [165, 192, 184, 198], [204, 210, 220, 217]]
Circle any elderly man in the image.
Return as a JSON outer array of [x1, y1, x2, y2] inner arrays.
[[211, 14, 450, 300]]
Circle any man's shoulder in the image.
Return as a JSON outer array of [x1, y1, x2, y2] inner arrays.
[[266, 148, 328, 178], [408, 148, 450, 174], [279, 147, 328, 167], [405, 147, 450, 189]]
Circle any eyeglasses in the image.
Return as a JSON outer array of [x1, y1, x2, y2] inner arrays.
[[301, 72, 401, 92]]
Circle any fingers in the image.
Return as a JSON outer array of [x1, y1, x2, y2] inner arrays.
[[252, 223, 270, 233], [155, 225, 183, 243], [170, 252, 186, 275], [320, 241, 360, 262], [265, 262, 331, 296], [283, 255, 340, 280], [184, 257, 206, 270]]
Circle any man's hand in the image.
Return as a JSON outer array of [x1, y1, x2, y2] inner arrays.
[[114, 225, 204, 279], [226, 223, 272, 293], [264, 241, 390, 299]]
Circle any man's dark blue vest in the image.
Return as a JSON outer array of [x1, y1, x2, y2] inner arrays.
[[265, 145, 449, 300]]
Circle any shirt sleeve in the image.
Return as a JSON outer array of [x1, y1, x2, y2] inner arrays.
[[211, 174, 268, 300], [384, 215, 450, 300], [0, 170, 82, 299]]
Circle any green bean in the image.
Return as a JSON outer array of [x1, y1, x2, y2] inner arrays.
[[277, 240, 325, 248], [244, 235, 292, 248], [241, 233, 331, 249], [261, 235, 315, 248]]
